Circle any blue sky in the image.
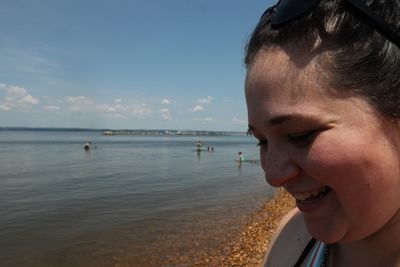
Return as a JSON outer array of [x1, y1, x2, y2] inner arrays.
[[0, 0, 272, 131]]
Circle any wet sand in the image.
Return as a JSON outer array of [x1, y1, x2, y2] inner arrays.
[[159, 189, 296, 267]]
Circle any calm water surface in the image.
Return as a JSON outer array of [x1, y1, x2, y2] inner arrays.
[[0, 130, 274, 267]]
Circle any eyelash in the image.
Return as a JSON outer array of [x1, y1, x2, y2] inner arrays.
[[256, 130, 318, 148], [287, 130, 317, 146]]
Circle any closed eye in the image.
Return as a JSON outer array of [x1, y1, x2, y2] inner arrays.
[[287, 130, 318, 146]]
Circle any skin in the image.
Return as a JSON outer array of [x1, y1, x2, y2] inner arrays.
[[245, 48, 400, 266]]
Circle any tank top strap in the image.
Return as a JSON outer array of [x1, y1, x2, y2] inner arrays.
[[305, 240, 328, 267], [293, 238, 329, 267]]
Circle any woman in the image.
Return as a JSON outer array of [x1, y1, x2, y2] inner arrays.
[[244, 0, 400, 266]]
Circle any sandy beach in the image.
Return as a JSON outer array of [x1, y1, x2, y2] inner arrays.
[[157, 189, 296, 267], [219, 189, 296, 266], [203, 189, 295, 266]]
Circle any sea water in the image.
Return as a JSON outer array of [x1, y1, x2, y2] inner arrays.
[[0, 130, 274, 267]]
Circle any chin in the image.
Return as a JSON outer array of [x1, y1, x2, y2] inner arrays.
[[304, 217, 347, 244]]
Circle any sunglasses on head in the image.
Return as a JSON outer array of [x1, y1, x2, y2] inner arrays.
[[260, 0, 400, 48]]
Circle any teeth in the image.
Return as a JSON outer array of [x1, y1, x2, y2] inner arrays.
[[293, 187, 328, 201]]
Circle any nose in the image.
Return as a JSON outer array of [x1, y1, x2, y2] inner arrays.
[[260, 146, 300, 187]]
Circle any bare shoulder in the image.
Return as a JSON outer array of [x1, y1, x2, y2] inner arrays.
[[262, 208, 311, 267]]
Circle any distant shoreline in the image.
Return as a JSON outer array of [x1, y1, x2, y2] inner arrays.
[[0, 127, 104, 132], [0, 127, 248, 137]]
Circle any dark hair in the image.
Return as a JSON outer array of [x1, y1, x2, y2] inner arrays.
[[245, 0, 400, 119]]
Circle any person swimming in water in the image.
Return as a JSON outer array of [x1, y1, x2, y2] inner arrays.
[[83, 141, 92, 150], [196, 141, 202, 151], [236, 151, 245, 162]]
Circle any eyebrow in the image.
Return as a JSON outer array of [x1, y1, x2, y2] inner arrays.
[[248, 114, 319, 132], [269, 114, 309, 125]]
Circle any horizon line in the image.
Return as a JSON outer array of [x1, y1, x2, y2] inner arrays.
[[0, 126, 247, 133]]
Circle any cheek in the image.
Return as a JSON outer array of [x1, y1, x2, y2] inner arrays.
[[305, 141, 391, 199], [305, 121, 400, 194], [304, 140, 400, 240], [306, 139, 399, 189]]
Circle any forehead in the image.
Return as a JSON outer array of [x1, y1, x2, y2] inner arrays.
[[245, 48, 331, 112], [244, 48, 383, 133], [246, 48, 321, 97], [244, 48, 360, 129]]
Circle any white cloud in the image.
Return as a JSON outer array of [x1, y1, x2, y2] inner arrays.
[[66, 96, 152, 119], [113, 98, 122, 103], [0, 104, 11, 111], [124, 103, 152, 118], [232, 117, 247, 124], [161, 99, 171, 105], [66, 96, 94, 112], [18, 95, 39, 105], [159, 108, 172, 120], [197, 96, 213, 104], [0, 84, 27, 98], [42, 96, 64, 105], [0, 83, 39, 111], [190, 105, 204, 112]]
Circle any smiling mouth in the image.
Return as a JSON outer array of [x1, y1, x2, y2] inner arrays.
[[292, 187, 331, 204]]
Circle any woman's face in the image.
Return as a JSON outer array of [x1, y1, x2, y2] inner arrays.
[[245, 48, 400, 243]]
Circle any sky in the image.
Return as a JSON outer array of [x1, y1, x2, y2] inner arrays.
[[0, 0, 273, 131]]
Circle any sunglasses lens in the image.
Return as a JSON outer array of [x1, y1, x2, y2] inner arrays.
[[260, 0, 399, 47], [271, 0, 320, 26]]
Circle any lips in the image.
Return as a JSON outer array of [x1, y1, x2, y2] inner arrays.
[[292, 186, 330, 203]]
